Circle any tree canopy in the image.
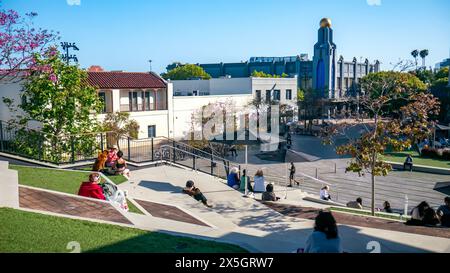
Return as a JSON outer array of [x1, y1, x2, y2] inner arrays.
[[251, 70, 289, 78], [161, 64, 211, 80]]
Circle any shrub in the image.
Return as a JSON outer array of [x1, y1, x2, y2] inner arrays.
[[442, 150, 450, 160], [420, 147, 440, 159]]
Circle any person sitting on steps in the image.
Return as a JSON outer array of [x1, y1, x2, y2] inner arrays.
[[262, 183, 280, 202], [227, 167, 240, 190], [346, 197, 363, 209], [320, 186, 331, 201], [183, 180, 212, 208], [437, 197, 450, 227], [403, 154, 413, 172], [239, 169, 253, 193]]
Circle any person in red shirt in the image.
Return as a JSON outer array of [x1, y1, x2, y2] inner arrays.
[[78, 173, 106, 200], [105, 145, 119, 168]]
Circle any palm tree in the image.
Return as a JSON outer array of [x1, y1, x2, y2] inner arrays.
[[419, 49, 429, 69], [411, 50, 419, 70]]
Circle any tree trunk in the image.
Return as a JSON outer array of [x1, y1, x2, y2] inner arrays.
[[371, 172, 375, 216]]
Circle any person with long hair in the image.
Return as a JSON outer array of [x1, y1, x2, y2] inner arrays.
[[406, 201, 430, 226], [304, 211, 342, 253], [253, 169, 266, 192]]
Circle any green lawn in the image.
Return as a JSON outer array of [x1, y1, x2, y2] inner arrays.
[[382, 150, 450, 169], [9, 165, 143, 214], [0, 208, 247, 253]]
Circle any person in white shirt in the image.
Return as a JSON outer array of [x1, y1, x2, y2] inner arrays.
[[320, 185, 331, 201], [304, 211, 343, 253], [253, 169, 266, 192]]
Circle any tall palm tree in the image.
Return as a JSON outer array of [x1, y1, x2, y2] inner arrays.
[[419, 49, 429, 69], [411, 50, 419, 70]]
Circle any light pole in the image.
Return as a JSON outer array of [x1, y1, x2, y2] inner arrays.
[[60, 42, 79, 65], [148, 59, 152, 72]]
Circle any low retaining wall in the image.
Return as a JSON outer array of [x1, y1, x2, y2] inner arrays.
[[0, 161, 19, 208], [387, 161, 450, 175]]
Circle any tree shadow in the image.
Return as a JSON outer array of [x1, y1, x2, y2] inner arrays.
[[138, 180, 183, 194]]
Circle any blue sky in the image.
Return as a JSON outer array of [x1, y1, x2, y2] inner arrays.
[[4, 0, 450, 73]]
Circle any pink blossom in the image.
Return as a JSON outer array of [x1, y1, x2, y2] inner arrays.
[[49, 73, 57, 83]]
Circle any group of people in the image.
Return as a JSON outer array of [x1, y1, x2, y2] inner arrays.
[[93, 145, 131, 178], [407, 198, 450, 227], [226, 167, 281, 201]]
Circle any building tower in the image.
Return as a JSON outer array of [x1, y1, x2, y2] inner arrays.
[[312, 18, 337, 99]]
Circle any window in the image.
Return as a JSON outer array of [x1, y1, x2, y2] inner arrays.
[[129, 91, 139, 112], [147, 125, 156, 138], [265, 90, 271, 102], [255, 90, 261, 102], [273, 90, 280, 101], [98, 92, 107, 113], [286, 89, 292, 100], [144, 91, 155, 111]]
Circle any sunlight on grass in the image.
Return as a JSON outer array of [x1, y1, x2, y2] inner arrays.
[[9, 165, 143, 214], [382, 150, 450, 170], [0, 208, 247, 253]]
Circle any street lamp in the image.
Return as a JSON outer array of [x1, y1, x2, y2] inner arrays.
[[60, 42, 79, 65]]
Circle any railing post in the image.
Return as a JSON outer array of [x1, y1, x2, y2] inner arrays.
[[334, 163, 337, 173], [127, 137, 131, 160], [38, 135, 43, 161], [70, 136, 75, 164], [210, 153, 214, 175], [151, 137, 154, 161], [172, 140, 176, 161], [315, 168, 318, 179], [193, 155, 196, 170], [100, 133, 104, 151], [0, 121, 4, 152]]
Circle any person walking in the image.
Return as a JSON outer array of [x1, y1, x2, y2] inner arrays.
[[288, 162, 298, 187]]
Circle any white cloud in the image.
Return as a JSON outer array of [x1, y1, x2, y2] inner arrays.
[[367, 0, 382, 6], [67, 0, 81, 6]]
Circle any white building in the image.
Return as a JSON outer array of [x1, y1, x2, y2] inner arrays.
[[0, 72, 297, 141], [171, 77, 298, 105]]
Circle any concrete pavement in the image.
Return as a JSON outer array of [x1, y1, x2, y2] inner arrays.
[[118, 164, 450, 253]]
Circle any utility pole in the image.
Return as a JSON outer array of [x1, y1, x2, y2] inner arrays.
[[60, 42, 79, 65]]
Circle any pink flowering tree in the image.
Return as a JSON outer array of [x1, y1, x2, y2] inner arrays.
[[0, 4, 58, 80], [3, 48, 103, 163]]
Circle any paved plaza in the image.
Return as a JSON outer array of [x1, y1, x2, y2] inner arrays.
[[117, 165, 450, 253], [220, 134, 449, 211]]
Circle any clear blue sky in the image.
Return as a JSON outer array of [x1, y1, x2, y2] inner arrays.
[[4, 0, 450, 74]]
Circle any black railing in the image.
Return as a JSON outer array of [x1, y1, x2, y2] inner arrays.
[[158, 145, 239, 180]]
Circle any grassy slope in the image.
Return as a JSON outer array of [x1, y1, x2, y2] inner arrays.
[[382, 150, 450, 169], [9, 165, 143, 214], [0, 208, 247, 253]]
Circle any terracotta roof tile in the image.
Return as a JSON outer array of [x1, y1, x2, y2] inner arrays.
[[87, 71, 166, 89]]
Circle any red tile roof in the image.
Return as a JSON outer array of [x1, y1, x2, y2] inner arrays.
[[87, 71, 166, 89]]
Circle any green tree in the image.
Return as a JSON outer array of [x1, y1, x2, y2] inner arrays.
[[161, 64, 211, 80], [102, 112, 140, 148], [251, 70, 288, 78], [419, 49, 429, 68], [323, 71, 440, 215], [3, 47, 103, 162], [430, 67, 450, 122], [411, 50, 419, 70]]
